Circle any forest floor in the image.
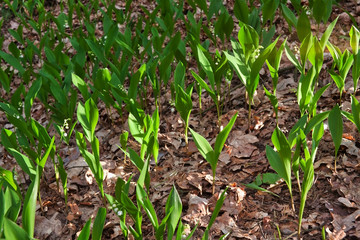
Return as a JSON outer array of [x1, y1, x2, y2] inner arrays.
[[1, 1, 360, 239]]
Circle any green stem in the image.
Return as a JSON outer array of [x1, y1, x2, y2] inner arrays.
[[212, 173, 215, 194], [184, 122, 188, 147], [248, 100, 252, 131]]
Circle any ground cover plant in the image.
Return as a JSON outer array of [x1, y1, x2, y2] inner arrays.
[[1, 0, 360, 239]]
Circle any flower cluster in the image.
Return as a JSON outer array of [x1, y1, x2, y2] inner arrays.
[[111, 203, 123, 217]]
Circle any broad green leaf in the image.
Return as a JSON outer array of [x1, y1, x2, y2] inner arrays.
[[285, 44, 302, 72], [85, 98, 99, 140], [351, 95, 360, 131], [238, 24, 259, 63], [262, 173, 281, 184], [298, 157, 314, 235], [349, 25, 360, 55], [77, 102, 91, 141], [202, 187, 228, 240], [263, 86, 278, 117], [92, 207, 107, 240], [39, 136, 55, 169], [3, 218, 31, 240], [328, 105, 343, 158], [85, 39, 106, 63], [262, 0, 279, 23], [24, 78, 42, 118], [308, 37, 323, 74], [320, 17, 338, 51], [328, 70, 344, 94], [352, 53, 360, 91], [174, 61, 185, 90], [309, 83, 331, 116], [156, 208, 173, 239], [214, 112, 238, 160], [245, 182, 279, 197], [57, 155, 68, 206], [300, 34, 313, 68], [191, 71, 216, 101], [224, 51, 248, 86], [78, 219, 91, 240], [288, 115, 308, 147], [175, 85, 193, 132], [7, 148, 36, 179], [0, 167, 17, 191], [3, 186, 21, 221], [266, 146, 289, 187], [304, 111, 330, 135], [189, 128, 216, 170], [0, 51, 25, 75], [137, 158, 149, 189], [254, 38, 280, 72], [72, 73, 90, 100], [281, 4, 297, 28], [120, 131, 129, 149], [234, 0, 248, 23], [197, 45, 215, 90], [297, 10, 311, 42], [136, 186, 158, 229], [166, 186, 182, 240], [327, 41, 341, 67], [22, 166, 40, 238], [0, 68, 10, 93]]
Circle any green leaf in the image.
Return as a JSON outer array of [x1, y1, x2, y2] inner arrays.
[[304, 111, 330, 135], [175, 85, 193, 124], [285, 44, 302, 72], [136, 186, 158, 230], [191, 71, 216, 101], [202, 188, 228, 240], [92, 207, 107, 240], [0, 167, 18, 191], [262, 0, 279, 23], [137, 158, 149, 189], [174, 61, 185, 90], [197, 45, 215, 90], [300, 34, 313, 68], [3, 218, 31, 240], [351, 95, 360, 131], [189, 128, 216, 170], [224, 51, 248, 86], [238, 24, 259, 63], [214, 112, 238, 160], [0, 68, 10, 93], [24, 78, 42, 118], [72, 73, 90, 100], [297, 10, 311, 42], [0, 51, 25, 75], [234, 0, 248, 23], [308, 37, 323, 74], [85, 98, 99, 140], [78, 219, 91, 240], [166, 186, 182, 240], [298, 157, 314, 235], [22, 166, 40, 238], [281, 4, 297, 28], [267, 128, 292, 194], [320, 17, 338, 51], [328, 105, 343, 157], [86, 39, 106, 63], [349, 25, 360, 55], [7, 148, 36, 179]]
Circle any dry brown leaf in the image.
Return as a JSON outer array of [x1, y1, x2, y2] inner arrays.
[[227, 130, 259, 158], [34, 214, 62, 239]]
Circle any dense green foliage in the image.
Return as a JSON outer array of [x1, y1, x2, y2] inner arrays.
[[0, 0, 359, 239]]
